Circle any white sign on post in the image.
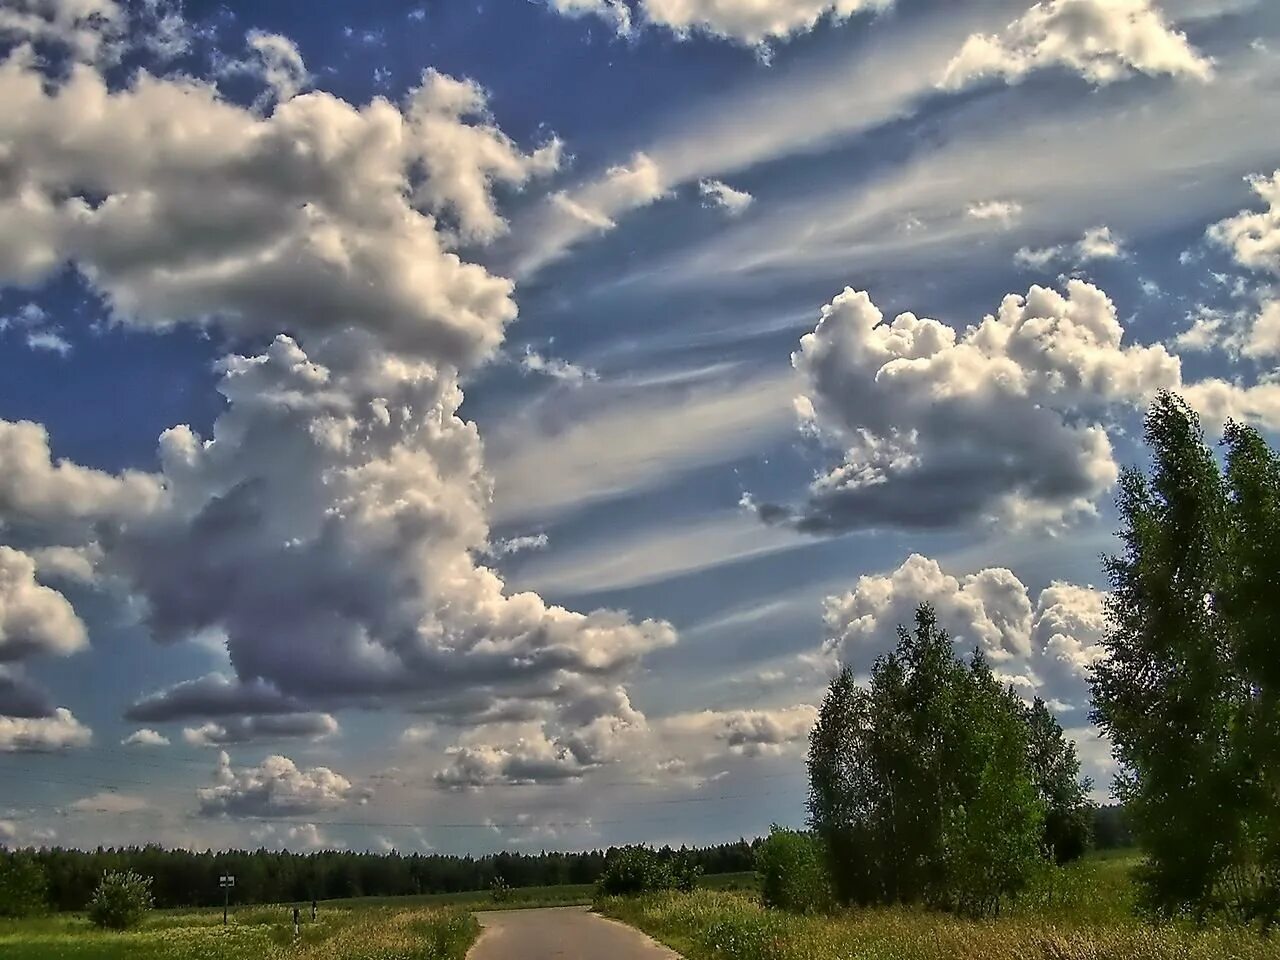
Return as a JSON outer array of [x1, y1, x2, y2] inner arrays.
[[219, 875, 236, 887]]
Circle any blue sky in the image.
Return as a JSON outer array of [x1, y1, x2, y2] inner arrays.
[[0, 0, 1278, 856]]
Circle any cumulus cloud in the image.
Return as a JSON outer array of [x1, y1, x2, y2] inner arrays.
[[0, 52, 559, 366], [824, 553, 1105, 710], [435, 686, 649, 786], [0, 0, 124, 63], [183, 713, 339, 747], [0, 15, 673, 774], [121, 728, 169, 747], [1209, 169, 1280, 276], [249, 821, 336, 851], [0, 667, 55, 718], [197, 751, 364, 818], [0, 546, 87, 661], [0, 420, 164, 543], [699, 178, 754, 216], [764, 280, 1179, 533], [1016, 226, 1126, 268], [941, 0, 1214, 89], [0, 707, 91, 752], [1243, 301, 1280, 359], [660, 705, 817, 758]]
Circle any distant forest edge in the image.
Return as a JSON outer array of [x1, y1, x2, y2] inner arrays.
[[3, 806, 1133, 911]]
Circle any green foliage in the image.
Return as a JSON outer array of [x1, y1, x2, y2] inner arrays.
[[87, 870, 154, 930], [1091, 392, 1280, 925], [598, 879, 1280, 960], [597, 846, 701, 897], [755, 826, 831, 914], [0, 854, 48, 918], [1025, 698, 1093, 864], [807, 605, 1080, 916]]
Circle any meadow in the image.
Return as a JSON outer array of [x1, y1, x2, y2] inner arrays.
[[0, 871, 759, 958], [0, 902, 478, 960], [598, 854, 1280, 960]]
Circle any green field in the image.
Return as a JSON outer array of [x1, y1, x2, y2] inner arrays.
[[0, 871, 759, 958], [598, 854, 1280, 960], [0, 903, 478, 960]]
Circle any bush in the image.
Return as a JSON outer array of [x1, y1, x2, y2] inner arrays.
[[597, 846, 699, 896], [87, 869, 154, 930], [756, 826, 830, 914], [0, 854, 48, 917]]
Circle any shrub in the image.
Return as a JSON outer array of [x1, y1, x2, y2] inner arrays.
[[87, 869, 154, 930], [598, 846, 693, 896], [756, 826, 831, 914], [0, 853, 48, 917]]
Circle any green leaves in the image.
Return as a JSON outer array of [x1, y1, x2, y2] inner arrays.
[[1091, 390, 1280, 925], [807, 605, 1071, 916]]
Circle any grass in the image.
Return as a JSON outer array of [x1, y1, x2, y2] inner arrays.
[[0, 903, 478, 960], [597, 855, 1280, 960]]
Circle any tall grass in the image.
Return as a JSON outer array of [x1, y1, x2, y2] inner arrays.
[[598, 856, 1280, 960], [0, 903, 478, 960]]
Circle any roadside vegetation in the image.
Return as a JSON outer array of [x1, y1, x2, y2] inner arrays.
[[0, 903, 478, 960], [599, 392, 1280, 958]]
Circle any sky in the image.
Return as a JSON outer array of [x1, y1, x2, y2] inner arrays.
[[0, 0, 1278, 857]]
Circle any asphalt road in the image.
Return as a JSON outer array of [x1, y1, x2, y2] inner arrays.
[[469, 906, 681, 960]]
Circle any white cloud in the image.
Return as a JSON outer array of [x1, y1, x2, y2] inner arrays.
[[248, 821, 336, 851], [0, 707, 91, 752], [0, 818, 57, 848], [559, 0, 892, 46], [24, 330, 72, 355], [699, 178, 754, 216], [218, 30, 312, 105], [764, 280, 1179, 532], [0, 0, 124, 63], [513, 153, 666, 275], [659, 705, 817, 758], [1208, 169, 1280, 276], [520, 347, 596, 384], [0, 546, 87, 660], [69, 791, 149, 814], [1243, 300, 1280, 358], [966, 199, 1023, 227], [548, 0, 633, 34], [0, 32, 674, 760], [823, 553, 1105, 710], [1015, 225, 1126, 268], [198, 751, 364, 818], [942, 0, 1214, 89], [121, 728, 169, 747], [0, 52, 559, 367]]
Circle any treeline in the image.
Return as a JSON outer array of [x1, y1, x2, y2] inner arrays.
[[0, 839, 760, 911]]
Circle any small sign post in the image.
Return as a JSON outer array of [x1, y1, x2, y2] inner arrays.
[[219, 875, 235, 926]]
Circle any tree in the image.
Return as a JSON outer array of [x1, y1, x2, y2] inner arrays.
[[808, 605, 1054, 916], [1024, 698, 1093, 864], [756, 826, 831, 913], [1091, 391, 1280, 925], [87, 869, 154, 930], [0, 854, 48, 917]]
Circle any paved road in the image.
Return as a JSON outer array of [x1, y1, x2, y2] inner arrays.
[[469, 906, 681, 960]]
